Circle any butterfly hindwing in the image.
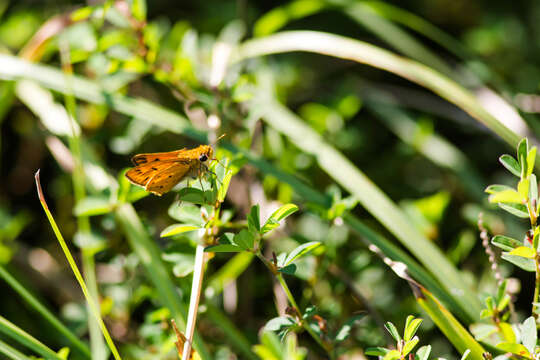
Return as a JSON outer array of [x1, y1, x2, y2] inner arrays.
[[145, 162, 193, 195]]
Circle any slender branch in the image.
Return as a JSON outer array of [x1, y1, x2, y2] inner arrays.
[[182, 244, 207, 360]]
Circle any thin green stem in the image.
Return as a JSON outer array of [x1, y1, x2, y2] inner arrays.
[[255, 249, 332, 357], [59, 41, 106, 359], [275, 273, 333, 358], [35, 171, 122, 360]]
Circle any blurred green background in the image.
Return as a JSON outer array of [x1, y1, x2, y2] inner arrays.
[[0, 0, 539, 359]]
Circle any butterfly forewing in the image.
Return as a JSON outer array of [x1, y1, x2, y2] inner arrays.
[[131, 149, 186, 166], [125, 159, 192, 196]]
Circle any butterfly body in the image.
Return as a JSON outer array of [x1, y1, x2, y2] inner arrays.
[[125, 145, 214, 196]]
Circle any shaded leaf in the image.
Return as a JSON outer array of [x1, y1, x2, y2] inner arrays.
[[160, 224, 199, 238], [284, 241, 321, 266], [499, 154, 521, 177], [497, 203, 529, 218], [501, 253, 535, 271], [74, 197, 113, 216], [491, 235, 522, 251]]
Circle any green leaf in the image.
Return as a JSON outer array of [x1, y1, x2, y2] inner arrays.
[[491, 235, 522, 251], [470, 323, 497, 341], [415, 345, 431, 360], [508, 246, 536, 258], [527, 147, 537, 177], [334, 315, 364, 342], [498, 203, 529, 218], [383, 349, 402, 360], [496, 294, 511, 312], [529, 174, 538, 205], [233, 229, 255, 250], [261, 204, 299, 233], [160, 224, 200, 238], [264, 316, 296, 332], [404, 317, 422, 341], [484, 184, 514, 194], [206, 233, 246, 253], [518, 179, 530, 200], [402, 336, 419, 356], [205, 244, 244, 253], [384, 322, 401, 342], [460, 349, 471, 360], [73, 197, 113, 216], [496, 280, 507, 303], [501, 253, 536, 272], [521, 316, 537, 355], [499, 322, 516, 343], [518, 138, 529, 176], [178, 187, 216, 205], [277, 264, 297, 275], [248, 205, 261, 234], [496, 342, 531, 358], [168, 203, 205, 227], [499, 154, 522, 177], [131, 0, 147, 21], [365, 347, 390, 356], [70, 6, 93, 21], [284, 241, 321, 266], [489, 189, 523, 204]]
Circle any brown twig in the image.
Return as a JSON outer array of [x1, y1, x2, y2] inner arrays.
[[478, 213, 503, 285]]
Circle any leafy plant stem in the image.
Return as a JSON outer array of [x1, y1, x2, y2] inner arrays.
[[534, 256, 540, 318], [34, 170, 122, 360]]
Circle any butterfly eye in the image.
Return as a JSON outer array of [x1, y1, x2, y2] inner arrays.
[[199, 154, 208, 162]]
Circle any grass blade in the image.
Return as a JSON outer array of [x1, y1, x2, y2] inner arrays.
[[0, 265, 90, 358], [233, 31, 524, 147], [34, 170, 122, 360], [0, 315, 62, 360]]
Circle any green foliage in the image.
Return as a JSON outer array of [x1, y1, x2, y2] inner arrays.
[[2, 1, 540, 359]]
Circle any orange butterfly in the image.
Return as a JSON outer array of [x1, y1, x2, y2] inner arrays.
[[125, 145, 214, 196]]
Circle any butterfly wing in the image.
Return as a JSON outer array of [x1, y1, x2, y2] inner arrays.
[[125, 159, 192, 195], [131, 149, 187, 166]]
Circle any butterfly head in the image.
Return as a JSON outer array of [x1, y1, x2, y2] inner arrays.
[[198, 145, 213, 163]]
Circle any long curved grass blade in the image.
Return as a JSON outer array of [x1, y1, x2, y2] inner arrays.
[[253, 96, 481, 321], [232, 31, 524, 147], [0, 315, 63, 360], [34, 170, 122, 360], [344, 2, 454, 78], [0, 265, 90, 358], [0, 54, 471, 320]]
